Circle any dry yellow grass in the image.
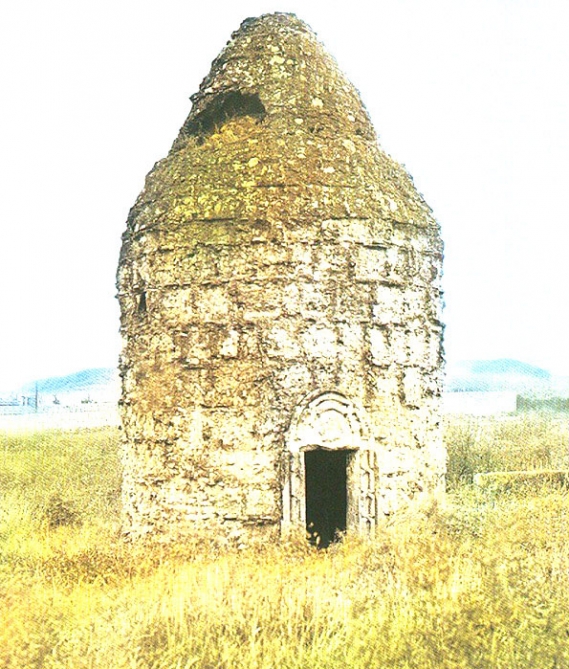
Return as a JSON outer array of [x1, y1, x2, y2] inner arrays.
[[1, 418, 568, 668]]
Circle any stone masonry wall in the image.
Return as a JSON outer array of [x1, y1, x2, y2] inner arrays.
[[117, 13, 445, 543]]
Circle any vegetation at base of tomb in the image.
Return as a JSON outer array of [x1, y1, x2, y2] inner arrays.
[[1, 417, 568, 668]]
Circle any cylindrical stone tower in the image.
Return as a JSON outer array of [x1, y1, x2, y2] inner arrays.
[[117, 13, 445, 545]]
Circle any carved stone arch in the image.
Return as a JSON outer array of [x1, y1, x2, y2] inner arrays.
[[286, 391, 371, 453], [282, 391, 378, 540]]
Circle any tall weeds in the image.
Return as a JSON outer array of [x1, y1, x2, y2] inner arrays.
[[1, 417, 568, 668], [444, 413, 569, 488]]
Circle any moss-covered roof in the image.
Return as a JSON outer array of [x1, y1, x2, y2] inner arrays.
[[123, 12, 437, 245]]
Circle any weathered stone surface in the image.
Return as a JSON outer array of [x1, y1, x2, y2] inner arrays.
[[117, 12, 445, 544]]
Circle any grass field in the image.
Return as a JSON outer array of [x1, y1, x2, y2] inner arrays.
[[1, 415, 568, 668]]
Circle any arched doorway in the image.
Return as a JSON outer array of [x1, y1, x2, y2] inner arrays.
[[283, 392, 377, 545]]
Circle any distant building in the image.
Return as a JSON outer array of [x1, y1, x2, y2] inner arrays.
[[0, 396, 19, 407]]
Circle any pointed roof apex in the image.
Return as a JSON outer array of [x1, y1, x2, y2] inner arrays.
[[238, 12, 311, 31], [173, 12, 376, 148]]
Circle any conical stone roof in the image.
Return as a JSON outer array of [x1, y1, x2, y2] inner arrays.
[[122, 12, 438, 244]]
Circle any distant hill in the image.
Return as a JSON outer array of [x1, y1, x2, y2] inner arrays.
[[467, 359, 550, 379], [11, 368, 120, 409], [445, 358, 566, 395], [22, 368, 119, 395], [0, 368, 120, 425]]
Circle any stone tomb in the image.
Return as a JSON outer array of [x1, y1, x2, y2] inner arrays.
[[117, 13, 445, 546]]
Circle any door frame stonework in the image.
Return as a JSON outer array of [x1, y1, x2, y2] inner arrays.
[[282, 391, 377, 535]]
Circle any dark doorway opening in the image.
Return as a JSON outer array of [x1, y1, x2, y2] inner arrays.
[[304, 449, 350, 548]]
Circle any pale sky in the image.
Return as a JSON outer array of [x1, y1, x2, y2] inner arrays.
[[1, 0, 568, 390]]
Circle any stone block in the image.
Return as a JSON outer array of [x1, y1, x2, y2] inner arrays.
[[354, 245, 388, 281], [369, 327, 390, 366], [402, 368, 423, 407]]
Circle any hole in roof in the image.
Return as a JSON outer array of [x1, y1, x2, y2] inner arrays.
[[184, 91, 266, 140]]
